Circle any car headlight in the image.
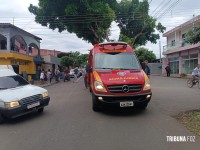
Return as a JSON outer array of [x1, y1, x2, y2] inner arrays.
[[143, 79, 151, 90], [4, 101, 20, 108], [42, 92, 49, 98], [94, 81, 107, 92]]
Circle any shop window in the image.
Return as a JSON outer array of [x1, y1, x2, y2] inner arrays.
[[182, 55, 189, 60], [169, 61, 179, 74], [190, 54, 198, 59], [182, 54, 198, 74], [169, 57, 179, 74]]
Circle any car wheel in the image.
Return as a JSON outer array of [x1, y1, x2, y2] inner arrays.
[[38, 108, 44, 113], [92, 94, 102, 112], [0, 113, 5, 124]]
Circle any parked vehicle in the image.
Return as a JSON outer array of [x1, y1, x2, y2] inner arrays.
[[69, 69, 75, 78], [0, 65, 14, 72], [0, 69, 50, 123], [88, 42, 152, 111], [69, 69, 82, 78]]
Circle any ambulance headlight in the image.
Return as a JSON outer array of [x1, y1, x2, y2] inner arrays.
[[94, 81, 107, 92], [143, 80, 151, 90]]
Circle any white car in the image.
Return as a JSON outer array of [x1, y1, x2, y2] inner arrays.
[[69, 69, 75, 78], [0, 69, 50, 123]]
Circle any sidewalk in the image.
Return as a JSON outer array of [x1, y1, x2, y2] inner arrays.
[[32, 79, 57, 88]]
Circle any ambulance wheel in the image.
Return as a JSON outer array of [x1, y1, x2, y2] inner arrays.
[[92, 94, 102, 112]]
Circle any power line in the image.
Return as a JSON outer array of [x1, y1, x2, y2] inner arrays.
[[150, 0, 169, 16], [153, 0, 174, 18], [157, 0, 182, 20]]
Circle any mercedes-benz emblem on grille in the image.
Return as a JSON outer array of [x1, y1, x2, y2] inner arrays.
[[117, 72, 126, 76], [122, 85, 129, 93]]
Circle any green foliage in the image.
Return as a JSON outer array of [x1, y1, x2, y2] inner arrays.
[[117, 0, 166, 46], [57, 52, 71, 58], [135, 47, 156, 63], [186, 26, 200, 44], [61, 56, 74, 67], [119, 34, 133, 46], [28, 0, 116, 45], [60, 51, 89, 67], [28, 0, 165, 46]]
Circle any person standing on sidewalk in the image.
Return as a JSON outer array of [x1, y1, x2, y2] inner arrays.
[[73, 67, 79, 83], [144, 60, 150, 78], [40, 69, 45, 84], [47, 69, 52, 84], [55, 67, 60, 82], [165, 64, 171, 77], [64, 67, 70, 82], [83, 62, 90, 88], [82, 67, 87, 88]]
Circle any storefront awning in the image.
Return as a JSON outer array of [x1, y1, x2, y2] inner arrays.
[[34, 57, 45, 63]]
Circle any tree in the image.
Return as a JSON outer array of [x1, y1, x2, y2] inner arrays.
[[117, 0, 166, 47], [135, 47, 156, 63], [28, 0, 116, 45], [57, 52, 71, 58], [186, 26, 200, 44], [28, 0, 165, 46], [60, 56, 74, 67], [60, 51, 89, 67]]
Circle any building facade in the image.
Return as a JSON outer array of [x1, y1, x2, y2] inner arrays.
[[162, 15, 200, 75], [32, 49, 61, 75], [31, 48, 60, 57], [0, 23, 42, 79]]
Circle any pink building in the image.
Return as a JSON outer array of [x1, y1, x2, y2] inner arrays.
[[30, 48, 61, 57], [162, 15, 200, 75]]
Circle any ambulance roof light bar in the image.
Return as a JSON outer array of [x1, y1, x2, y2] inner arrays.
[[99, 42, 127, 50]]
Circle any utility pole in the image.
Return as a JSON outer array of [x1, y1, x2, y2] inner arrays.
[[193, 14, 195, 30], [159, 41, 162, 63]]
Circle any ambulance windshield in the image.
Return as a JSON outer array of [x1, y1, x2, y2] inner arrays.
[[95, 53, 141, 70]]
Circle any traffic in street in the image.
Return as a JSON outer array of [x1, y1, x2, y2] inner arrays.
[[0, 76, 199, 150]]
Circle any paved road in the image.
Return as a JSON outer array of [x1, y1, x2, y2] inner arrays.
[[0, 76, 200, 150]]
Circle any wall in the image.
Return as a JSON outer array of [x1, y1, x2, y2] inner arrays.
[[148, 63, 162, 75], [31, 48, 60, 56]]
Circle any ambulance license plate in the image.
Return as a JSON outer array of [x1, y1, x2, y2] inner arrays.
[[120, 101, 134, 107], [27, 102, 40, 109]]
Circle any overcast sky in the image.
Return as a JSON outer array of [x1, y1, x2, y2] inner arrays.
[[0, 0, 200, 57]]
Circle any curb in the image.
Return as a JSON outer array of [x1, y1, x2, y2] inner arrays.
[[40, 82, 57, 88]]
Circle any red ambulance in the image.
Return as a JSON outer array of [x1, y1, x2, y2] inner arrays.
[[88, 42, 152, 111]]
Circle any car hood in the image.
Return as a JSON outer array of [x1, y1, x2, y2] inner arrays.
[[96, 69, 145, 85], [0, 84, 47, 102]]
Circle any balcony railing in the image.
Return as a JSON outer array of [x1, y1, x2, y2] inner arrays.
[[163, 41, 191, 52]]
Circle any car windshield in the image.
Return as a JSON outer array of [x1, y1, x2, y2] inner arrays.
[[0, 75, 29, 90], [94, 52, 141, 70]]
